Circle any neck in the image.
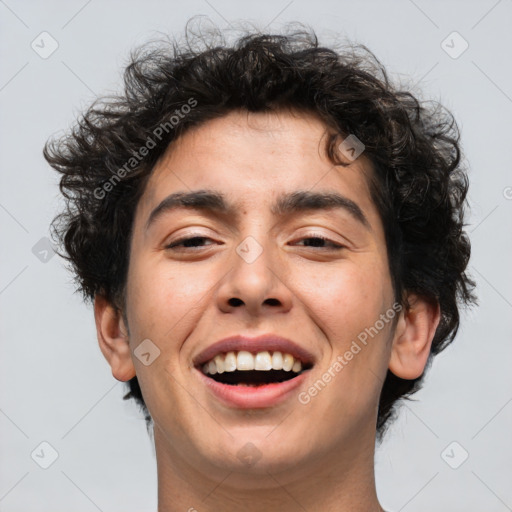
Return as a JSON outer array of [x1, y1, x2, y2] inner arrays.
[[155, 426, 383, 512]]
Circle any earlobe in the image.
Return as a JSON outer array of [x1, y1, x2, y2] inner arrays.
[[388, 294, 441, 380], [94, 294, 136, 382]]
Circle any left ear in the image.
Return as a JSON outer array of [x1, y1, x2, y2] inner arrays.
[[389, 294, 441, 380]]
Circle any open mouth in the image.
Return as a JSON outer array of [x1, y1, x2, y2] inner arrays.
[[208, 368, 312, 386], [197, 350, 314, 387]]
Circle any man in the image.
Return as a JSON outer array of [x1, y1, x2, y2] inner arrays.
[[44, 23, 476, 511]]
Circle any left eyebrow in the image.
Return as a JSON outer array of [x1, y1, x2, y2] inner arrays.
[[144, 189, 371, 232]]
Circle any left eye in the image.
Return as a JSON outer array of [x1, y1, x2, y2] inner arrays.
[[293, 235, 344, 250]]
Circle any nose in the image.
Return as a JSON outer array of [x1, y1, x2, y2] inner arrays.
[[216, 236, 293, 317]]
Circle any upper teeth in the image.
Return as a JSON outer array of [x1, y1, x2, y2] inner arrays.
[[202, 350, 303, 375]]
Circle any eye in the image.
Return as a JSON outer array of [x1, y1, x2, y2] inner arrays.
[[165, 235, 216, 250], [165, 234, 345, 251], [293, 234, 345, 250]]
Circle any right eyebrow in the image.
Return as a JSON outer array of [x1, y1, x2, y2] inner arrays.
[[145, 190, 237, 232]]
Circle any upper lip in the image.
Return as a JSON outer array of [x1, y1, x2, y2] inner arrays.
[[193, 334, 316, 367]]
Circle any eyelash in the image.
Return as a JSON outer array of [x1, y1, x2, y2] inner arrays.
[[166, 234, 345, 251]]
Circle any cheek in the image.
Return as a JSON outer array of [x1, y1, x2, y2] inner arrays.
[[296, 259, 391, 338], [124, 262, 208, 413], [127, 260, 208, 328], [125, 259, 227, 378]]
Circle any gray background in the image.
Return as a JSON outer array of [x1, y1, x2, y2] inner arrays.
[[1, 1, 511, 511]]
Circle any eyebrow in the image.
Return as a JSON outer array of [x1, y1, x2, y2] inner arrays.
[[145, 189, 371, 232]]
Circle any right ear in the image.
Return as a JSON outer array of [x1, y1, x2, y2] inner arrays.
[[94, 294, 136, 381]]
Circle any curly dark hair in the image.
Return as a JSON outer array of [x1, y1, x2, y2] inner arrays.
[[43, 19, 477, 438]]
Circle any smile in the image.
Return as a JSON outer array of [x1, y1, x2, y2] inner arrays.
[[200, 350, 313, 386], [195, 349, 314, 408]]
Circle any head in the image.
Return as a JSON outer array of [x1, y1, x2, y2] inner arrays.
[[44, 23, 476, 473]]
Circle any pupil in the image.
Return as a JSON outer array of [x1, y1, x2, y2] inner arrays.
[[185, 237, 205, 247], [306, 238, 323, 247]]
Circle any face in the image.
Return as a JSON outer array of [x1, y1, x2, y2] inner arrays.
[[119, 109, 402, 482]]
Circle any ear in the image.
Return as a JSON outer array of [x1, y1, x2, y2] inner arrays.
[[388, 294, 441, 380], [94, 294, 136, 381]]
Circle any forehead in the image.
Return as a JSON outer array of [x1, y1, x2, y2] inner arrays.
[[136, 109, 379, 226]]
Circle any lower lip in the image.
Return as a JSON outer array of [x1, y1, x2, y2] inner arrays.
[[195, 368, 310, 408]]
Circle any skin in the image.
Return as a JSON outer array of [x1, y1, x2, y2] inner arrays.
[[95, 108, 440, 511]]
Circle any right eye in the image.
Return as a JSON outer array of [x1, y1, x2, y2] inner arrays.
[[165, 235, 217, 250]]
